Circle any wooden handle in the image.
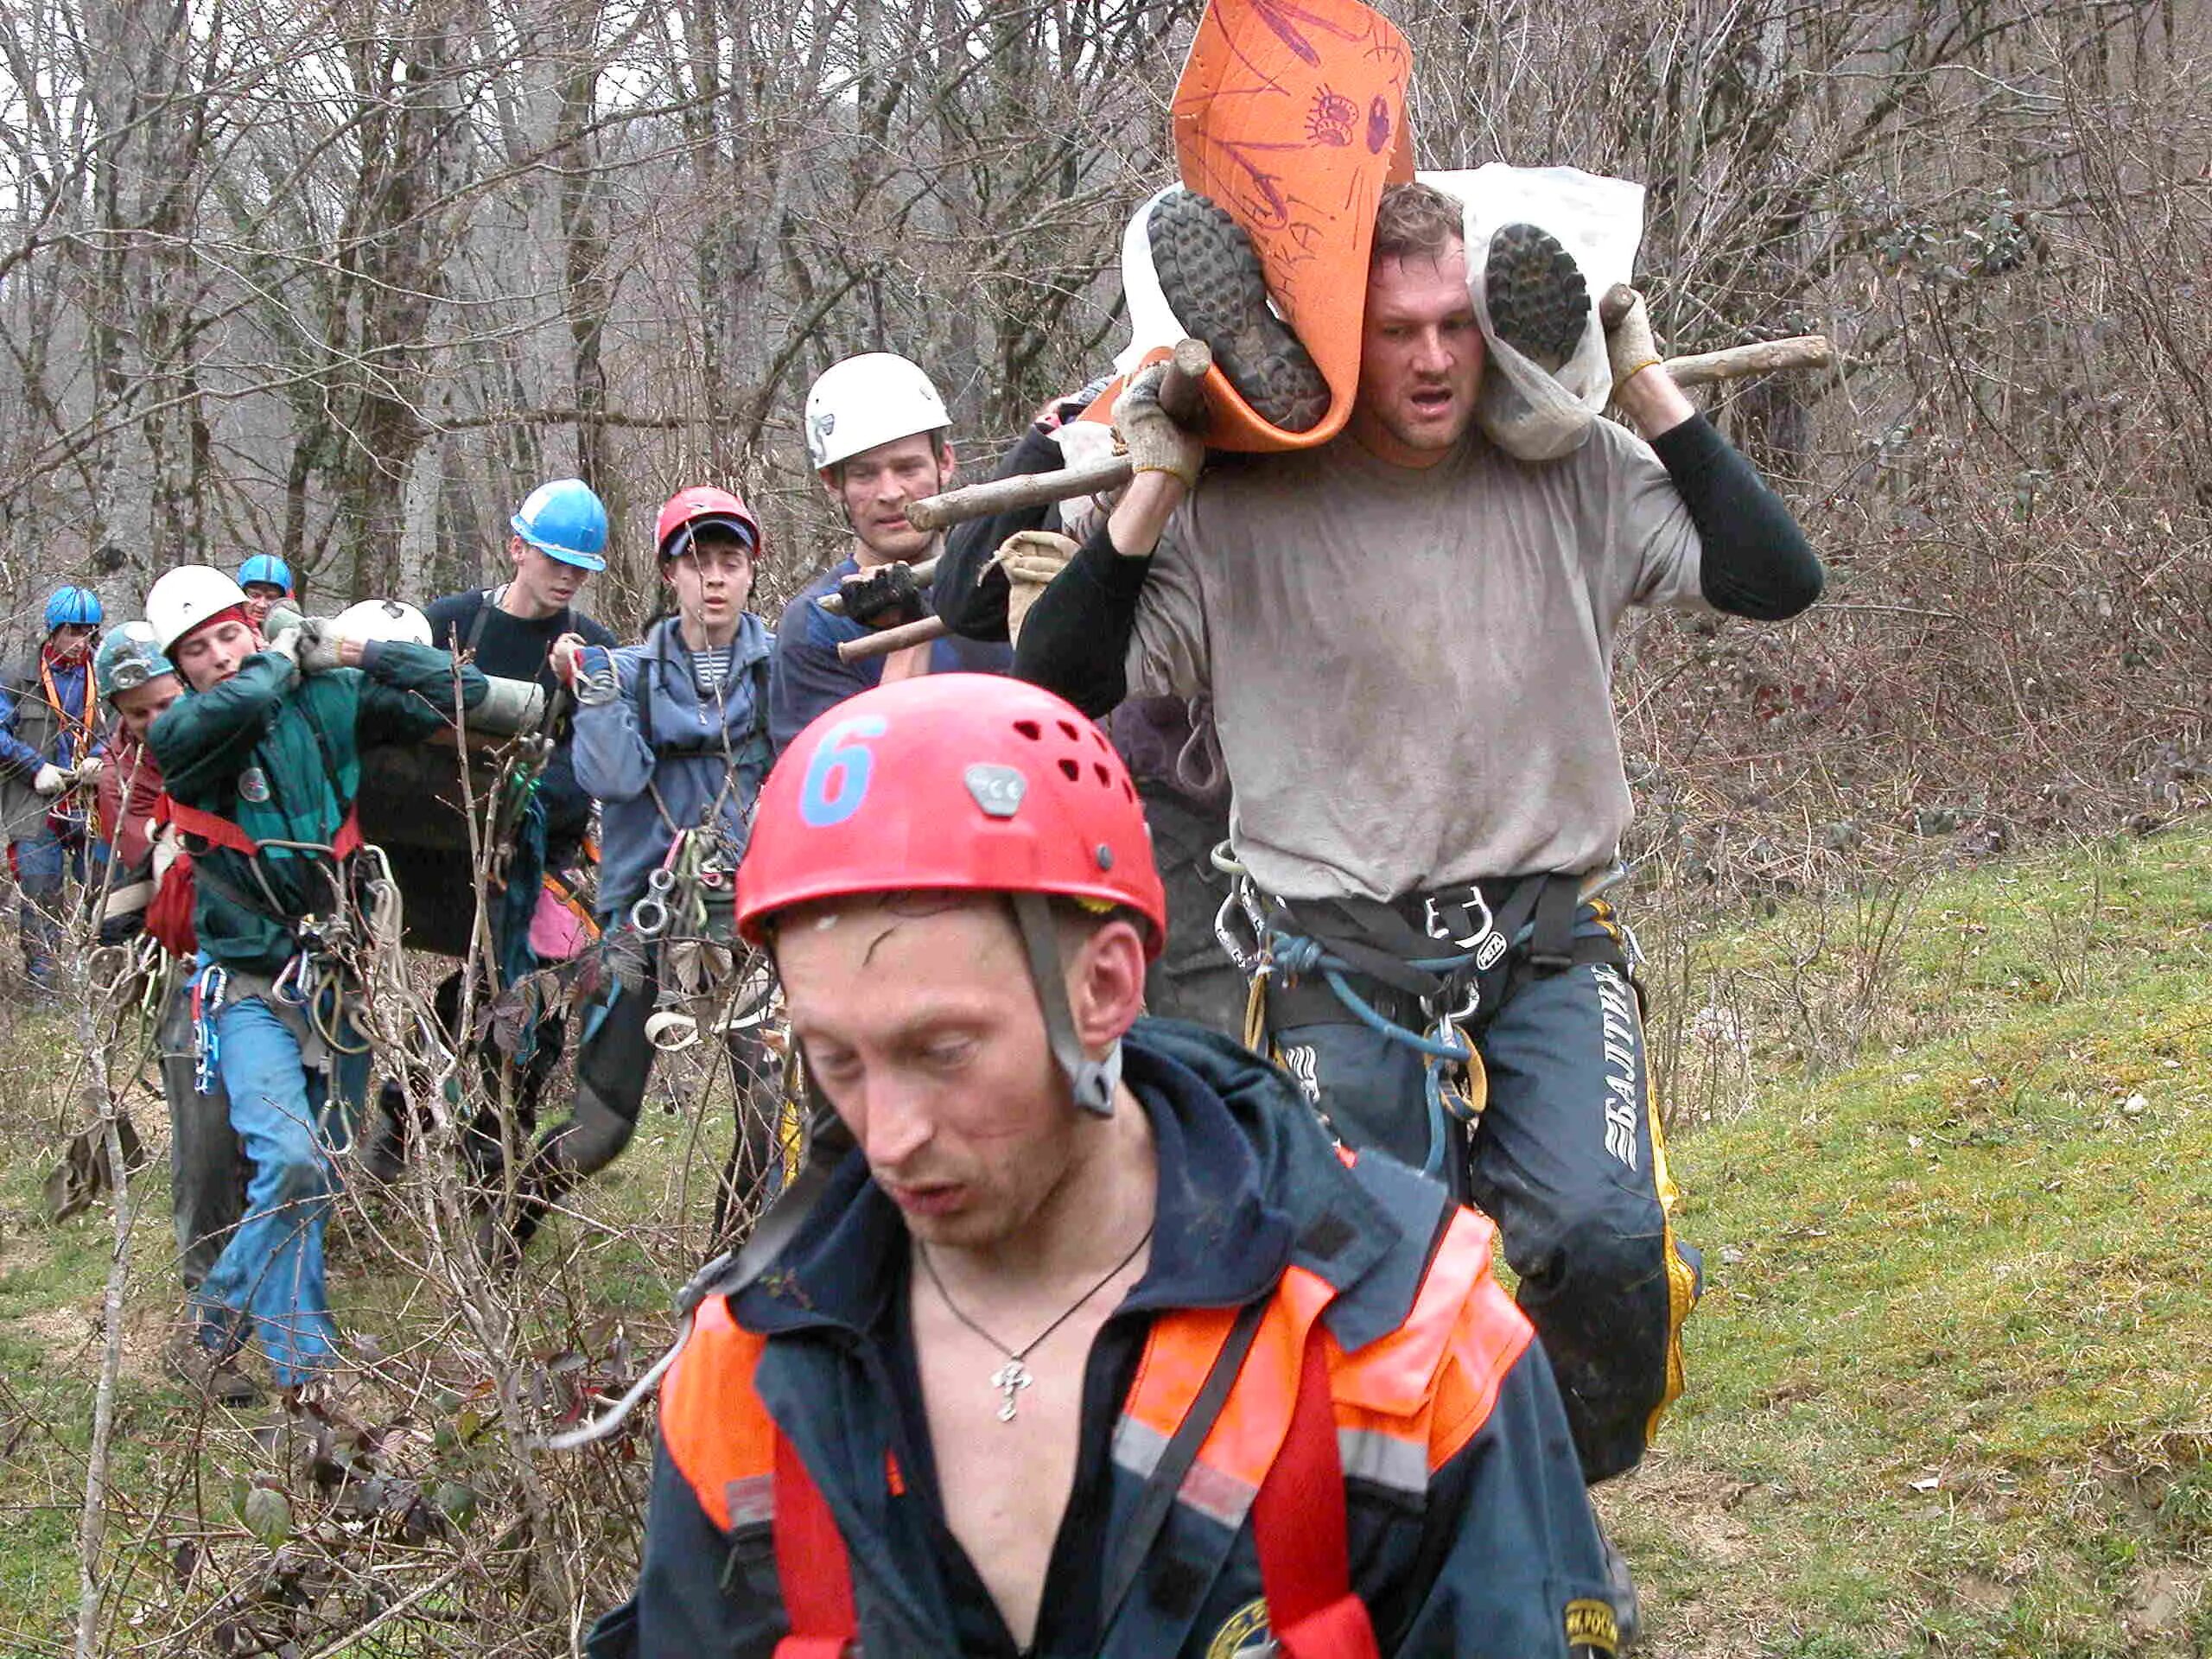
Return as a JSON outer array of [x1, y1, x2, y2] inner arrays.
[[906, 339, 1211, 533], [1600, 282, 1834, 385], [1662, 335, 1834, 385], [902, 454, 1136, 535], [836, 614, 950, 663], [816, 554, 940, 617]]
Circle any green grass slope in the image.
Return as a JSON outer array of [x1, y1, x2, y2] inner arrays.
[[1619, 824, 2211, 1656]]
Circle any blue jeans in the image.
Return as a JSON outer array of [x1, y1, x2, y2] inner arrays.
[[10, 826, 85, 983], [192, 995, 368, 1386]]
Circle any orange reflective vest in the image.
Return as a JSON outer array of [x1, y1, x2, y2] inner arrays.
[[659, 1205, 1529, 1657]]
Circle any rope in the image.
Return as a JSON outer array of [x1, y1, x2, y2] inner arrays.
[[1267, 933, 1476, 1062]]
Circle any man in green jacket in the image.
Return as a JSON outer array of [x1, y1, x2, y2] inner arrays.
[[145, 565, 489, 1397]]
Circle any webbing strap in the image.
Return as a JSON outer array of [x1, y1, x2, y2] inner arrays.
[[1097, 1296, 1271, 1632], [164, 798, 362, 860], [772, 1427, 857, 1657], [1252, 1331, 1382, 1659]]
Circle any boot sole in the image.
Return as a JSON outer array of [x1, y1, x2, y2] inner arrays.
[[1485, 222, 1591, 374], [1148, 188, 1330, 432]]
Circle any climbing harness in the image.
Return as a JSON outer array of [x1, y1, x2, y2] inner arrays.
[[1212, 843, 1636, 1179]]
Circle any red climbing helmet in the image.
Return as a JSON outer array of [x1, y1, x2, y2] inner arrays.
[[655, 485, 761, 561], [736, 674, 1165, 957]]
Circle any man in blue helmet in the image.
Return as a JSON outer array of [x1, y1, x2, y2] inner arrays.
[[367, 479, 620, 1190], [1, 585, 105, 991], [235, 556, 296, 628]]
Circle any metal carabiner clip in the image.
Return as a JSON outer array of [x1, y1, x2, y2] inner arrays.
[[629, 895, 670, 939], [1422, 887, 1496, 951]]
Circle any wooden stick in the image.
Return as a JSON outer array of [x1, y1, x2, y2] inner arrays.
[[836, 614, 950, 663], [1600, 282, 1833, 385], [816, 554, 940, 617], [905, 339, 1211, 533], [905, 321, 1831, 535], [1661, 335, 1834, 385]]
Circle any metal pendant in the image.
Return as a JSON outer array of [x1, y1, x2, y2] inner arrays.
[[990, 1358, 1034, 1422]]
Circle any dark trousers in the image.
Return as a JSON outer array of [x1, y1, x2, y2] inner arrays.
[[506, 957, 779, 1249], [155, 973, 247, 1290], [1138, 781, 1248, 1036], [1274, 960, 1701, 1484]]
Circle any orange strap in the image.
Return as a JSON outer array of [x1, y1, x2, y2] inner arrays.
[[1251, 1330, 1382, 1659], [772, 1428, 857, 1658], [39, 655, 99, 754], [766, 1327, 1377, 1657]]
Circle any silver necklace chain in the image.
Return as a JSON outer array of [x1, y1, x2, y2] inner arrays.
[[916, 1221, 1155, 1422]]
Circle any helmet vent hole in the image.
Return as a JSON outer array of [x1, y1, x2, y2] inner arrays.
[[1122, 780, 1135, 803], [1014, 720, 1042, 741], [1093, 763, 1111, 787], [1056, 719, 1080, 741], [1058, 758, 1081, 782]]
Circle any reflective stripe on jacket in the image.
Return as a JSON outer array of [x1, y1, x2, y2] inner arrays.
[[588, 1021, 1617, 1658]]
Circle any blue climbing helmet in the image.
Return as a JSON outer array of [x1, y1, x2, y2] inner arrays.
[[235, 554, 294, 594], [94, 620, 170, 697], [44, 586, 103, 631], [511, 478, 609, 572]]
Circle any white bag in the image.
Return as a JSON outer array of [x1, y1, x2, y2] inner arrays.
[[1420, 165, 1645, 461]]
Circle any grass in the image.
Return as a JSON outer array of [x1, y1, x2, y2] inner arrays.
[[1615, 820, 2212, 1656], [0, 823, 2206, 1653]]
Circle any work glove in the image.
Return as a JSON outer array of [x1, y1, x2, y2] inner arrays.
[[264, 624, 304, 677], [32, 763, 67, 797], [73, 755, 104, 785], [989, 531, 1079, 646], [295, 618, 345, 676], [840, 563, 928, 630], [1112, 363, 1205, 489], [1605, 286, 1665, 392]]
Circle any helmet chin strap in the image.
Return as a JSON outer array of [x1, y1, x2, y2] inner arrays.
[[1010, 891, 1121, 1117]]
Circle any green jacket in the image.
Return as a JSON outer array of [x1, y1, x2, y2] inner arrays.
[[149, 643, 489, 973]]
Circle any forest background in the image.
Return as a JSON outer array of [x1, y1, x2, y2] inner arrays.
[[0, 0, 2207, 1653]]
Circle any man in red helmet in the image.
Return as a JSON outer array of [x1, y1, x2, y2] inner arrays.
[[585, 674, 1618, 1659], [479, 487, 779, 1255]]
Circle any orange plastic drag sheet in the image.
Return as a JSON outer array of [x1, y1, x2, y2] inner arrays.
[[1167, 0, 1415, 452]]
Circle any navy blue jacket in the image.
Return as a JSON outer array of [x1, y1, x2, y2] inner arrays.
[[768, 556, 1013, 756], [587, 1021, 1613, 1657]]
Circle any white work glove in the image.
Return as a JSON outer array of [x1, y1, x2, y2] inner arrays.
[[295, 618, 345, 676], [32, 762, 67, 797], [1112, 364, 1205, 490], [264, 624, 303, 674], [73, 755, 104, 785], [1605, 286, 1665, 392], [989, 530, 1080, 646]]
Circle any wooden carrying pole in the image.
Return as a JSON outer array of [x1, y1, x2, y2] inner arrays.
[[836, 340, 1211, 664], [840, 318, 1836, 663]]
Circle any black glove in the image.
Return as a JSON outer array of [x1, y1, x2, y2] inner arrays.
[[840, 563, 928, 629]]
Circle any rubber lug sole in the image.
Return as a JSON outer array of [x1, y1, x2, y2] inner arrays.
[[1148, 188, 1330, 432], [1485, 222, 1591, 374]]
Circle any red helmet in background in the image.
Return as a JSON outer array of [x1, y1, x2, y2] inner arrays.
[[737, 674, 1166, 955], [655, 486, 762, 562]]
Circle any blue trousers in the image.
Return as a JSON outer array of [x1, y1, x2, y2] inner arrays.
[[10, 827, 85, 983], [1274, 960, 1702, 1484], [192, 995, 368, 1387]]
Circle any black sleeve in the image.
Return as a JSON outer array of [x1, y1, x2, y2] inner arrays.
[[1649, 414, 1825, 621], [423, 590, 480, 652], [931, 426, 1065, 642], [1010, 523, 1151, 719]]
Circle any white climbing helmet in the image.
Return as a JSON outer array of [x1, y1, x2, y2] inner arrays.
[[333, 598, 434, 646], [803, 353, 951, 472], [145, 565, 251, 655]]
